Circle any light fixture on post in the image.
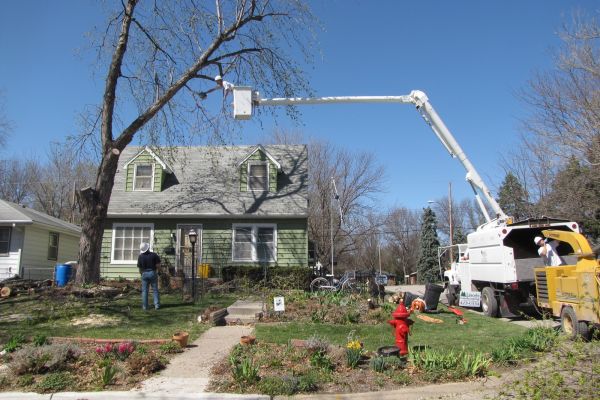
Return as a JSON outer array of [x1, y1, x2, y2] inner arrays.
[[188, 229, 198, 302]]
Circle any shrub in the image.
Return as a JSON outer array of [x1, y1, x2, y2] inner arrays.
[[257, 376, 297, 396], [32, 334, 49, 347], [409, 347, 491, 381], [297, 371, 319, 392], [17, 374, 34, 386], [343, 310, 361, 324], [126, 353, 165, 375], [36, 372, 72, 392], [12, 344, 81, 375], [370, 356, 387, 373], [524, 326, 559, 352], [3, 334, 26, 353], [310, 349, 333, 371], [305, 335, 329, 354], [159, 341, 183, 354]]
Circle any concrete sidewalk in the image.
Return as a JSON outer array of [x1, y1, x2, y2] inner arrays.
[[136, 325, 254, 394]]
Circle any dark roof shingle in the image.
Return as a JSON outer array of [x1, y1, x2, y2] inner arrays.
[[108, 145, 308, 218]]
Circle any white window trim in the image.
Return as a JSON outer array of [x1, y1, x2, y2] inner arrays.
[[133, 163, 155, 191], [111, 222, 154, 264], [247, 161, 269, 192], [231, 223, 277, 262]]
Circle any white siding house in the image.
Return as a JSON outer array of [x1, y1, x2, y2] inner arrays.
[[0, 200, 81, 281]]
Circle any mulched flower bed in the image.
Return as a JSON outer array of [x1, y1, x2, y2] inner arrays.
[[0, 339, 182, 393], [207, 340, 460, 396]]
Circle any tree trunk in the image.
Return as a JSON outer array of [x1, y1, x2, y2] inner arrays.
[[75, 151, 120, 284]]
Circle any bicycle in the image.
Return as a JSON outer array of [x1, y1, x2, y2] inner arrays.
[[310, 270, 363, 293]]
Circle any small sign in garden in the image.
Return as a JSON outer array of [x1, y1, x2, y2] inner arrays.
[[459, 290, 481, 307], [273, 296, 285, 312]]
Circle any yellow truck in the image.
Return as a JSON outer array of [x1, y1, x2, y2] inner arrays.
[[534, 229, 600, 339]]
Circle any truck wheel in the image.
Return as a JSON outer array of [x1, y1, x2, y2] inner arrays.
[[481, 287, 498, 317], [560, 306, 590, 340]]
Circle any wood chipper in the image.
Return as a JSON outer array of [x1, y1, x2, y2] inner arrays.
[[534, 229, 600, 340]]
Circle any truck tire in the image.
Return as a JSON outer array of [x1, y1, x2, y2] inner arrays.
[[481, 287, 498, 317], [560, 306, 590, 340]]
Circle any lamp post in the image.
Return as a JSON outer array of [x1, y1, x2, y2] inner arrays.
[[188, 229, 197, 302]]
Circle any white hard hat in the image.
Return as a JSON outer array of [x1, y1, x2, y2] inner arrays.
[[533, 236, 543, 245], [214, 75, 222, 81], [140, 242, 150, 253]]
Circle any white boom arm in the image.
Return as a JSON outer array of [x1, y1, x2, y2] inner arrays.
[[232, 87, 509, 225]]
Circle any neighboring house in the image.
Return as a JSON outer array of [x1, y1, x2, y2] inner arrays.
[[0, 200, 81, 281], [101, 144, 308, 279]]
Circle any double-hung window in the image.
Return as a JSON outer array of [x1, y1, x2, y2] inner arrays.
[[112, 223, 153, 263], [248, 163, 268, 191], [0, 227, 11, 256], [134, 164, 153, 191], [232, 224, 276, 262], [47, 232, 59, 261]]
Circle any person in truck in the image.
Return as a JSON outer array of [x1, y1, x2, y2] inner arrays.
[[534, 236, 565, 266]]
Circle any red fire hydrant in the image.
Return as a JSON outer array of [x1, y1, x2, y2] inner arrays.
[[388, 302, 414, 356]]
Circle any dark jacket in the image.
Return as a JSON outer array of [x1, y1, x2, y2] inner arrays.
[[137, 251, 161, 274]]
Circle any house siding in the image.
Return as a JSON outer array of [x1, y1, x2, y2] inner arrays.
[[20, 226, 80, 280], [125, 152, 164, 192], [0, 226, 24, 281], [101, 218, 308, 279], [239, 151, 277, 193]]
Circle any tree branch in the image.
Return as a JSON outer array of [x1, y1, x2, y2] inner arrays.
[[131, 17, 177, 65], [101, 0, 137, 150]]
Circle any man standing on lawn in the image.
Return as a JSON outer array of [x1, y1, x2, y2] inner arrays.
[[138, 242, 161, 310]]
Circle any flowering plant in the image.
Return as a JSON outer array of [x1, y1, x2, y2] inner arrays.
[[95, 342, 135, 360], [95, 343, 114, 358], [116, 342, 135, 360], [345, 339, 363, 368]]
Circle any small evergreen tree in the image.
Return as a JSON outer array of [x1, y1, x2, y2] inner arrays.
[[453, 225, 468, 245], [416, 207, 440, 283], [497, 172, 529, 221]]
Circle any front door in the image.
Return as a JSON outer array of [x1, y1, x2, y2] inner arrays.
[[176, 224, 202, 273]]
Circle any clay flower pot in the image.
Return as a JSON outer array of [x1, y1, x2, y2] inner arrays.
[[240, 335, 256, 345], [172, 331, 189, 348]]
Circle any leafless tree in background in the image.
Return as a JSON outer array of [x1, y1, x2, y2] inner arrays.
[[384, 207, 420, 282], [30, 144, 96, 224], [512, 13, 600, 238], [308, 140, 385, 271], [74, 0, 318, 283], [0, 159, 36, 204]]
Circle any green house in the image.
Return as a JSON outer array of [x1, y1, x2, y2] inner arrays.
[[101, 144, 308, 279]]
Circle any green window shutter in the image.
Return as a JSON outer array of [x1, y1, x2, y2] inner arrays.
[[240, 162, 248, 192]]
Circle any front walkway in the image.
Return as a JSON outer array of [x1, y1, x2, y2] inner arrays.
[[136, 325, 253, 394]]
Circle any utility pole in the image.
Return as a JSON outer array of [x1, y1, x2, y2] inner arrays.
[[449, 181, 453, 262]]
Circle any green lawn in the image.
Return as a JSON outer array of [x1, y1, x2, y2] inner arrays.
[[255, 306, 528, 353], [0, 292, 236, 342]]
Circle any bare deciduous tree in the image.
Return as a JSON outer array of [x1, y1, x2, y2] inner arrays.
[[513, 13, 600, 236], [384, 207, 420, 281], [0, 159, 36, 204], [307, 140, 385, 271], [75, 0, 317, 283], [30, 144, 96, 224]]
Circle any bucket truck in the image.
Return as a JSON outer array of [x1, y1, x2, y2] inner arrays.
[[230, 84, 580, 317]]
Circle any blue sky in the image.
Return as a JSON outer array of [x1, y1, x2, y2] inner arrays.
[[1, 0, 598, 210]]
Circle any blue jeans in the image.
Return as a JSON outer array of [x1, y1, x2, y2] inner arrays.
[[141, 270, 160, 310]]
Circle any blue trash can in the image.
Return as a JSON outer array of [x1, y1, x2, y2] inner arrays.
[[55, 264, 72, 287]]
